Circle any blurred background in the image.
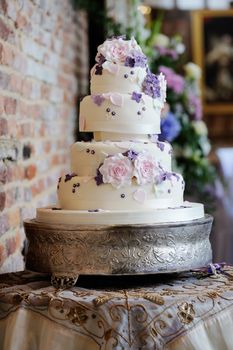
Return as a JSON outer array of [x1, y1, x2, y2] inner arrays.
[[0, 0, 232, 272]]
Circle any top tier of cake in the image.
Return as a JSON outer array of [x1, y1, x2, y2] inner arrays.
[[79, 37, 166, 140]]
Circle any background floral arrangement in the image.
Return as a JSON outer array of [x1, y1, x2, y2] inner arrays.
[[149, 33, 216, 204]]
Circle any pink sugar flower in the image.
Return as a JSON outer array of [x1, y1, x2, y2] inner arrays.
[[134, 152, 159, 185], [99, 153, 133, 188]]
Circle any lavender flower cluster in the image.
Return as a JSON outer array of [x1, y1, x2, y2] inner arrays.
[[124, 53, 147, 68], [142, 72, 161, 99]]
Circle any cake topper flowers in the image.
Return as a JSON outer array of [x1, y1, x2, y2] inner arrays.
[[95, 37, 148, 68]]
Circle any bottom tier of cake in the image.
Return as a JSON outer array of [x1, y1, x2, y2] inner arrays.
[[24, 214, 212, 288], [36, 201, 204, 225]]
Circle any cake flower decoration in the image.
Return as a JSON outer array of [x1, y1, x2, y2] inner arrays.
[[99, 153, 133, 188], [96, 37, 147, 68], [133, 152, 159, 185], [142, 72, 161, 99], [131, 91, 142, 103]]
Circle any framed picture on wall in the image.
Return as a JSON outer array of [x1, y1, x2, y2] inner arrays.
[[192, 10, 233, 115]]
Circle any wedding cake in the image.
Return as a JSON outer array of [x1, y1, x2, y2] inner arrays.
[[37, 37, 204, 225], [25, 37, 212, 284]]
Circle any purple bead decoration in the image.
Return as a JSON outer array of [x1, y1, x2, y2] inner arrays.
[[111, 111, 116, 116], [106, 108, 110, 112], [91, 150, 95, 154], [124, 74, 128, 78], [64, 173, 77, 182], [121, 194, 125, 198]]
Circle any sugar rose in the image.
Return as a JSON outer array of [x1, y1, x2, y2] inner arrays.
[[134, 152, 159, 185], [99, 153, 133, 188]]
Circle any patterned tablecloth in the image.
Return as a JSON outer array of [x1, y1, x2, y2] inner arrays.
[[1, 268, 233, 350]]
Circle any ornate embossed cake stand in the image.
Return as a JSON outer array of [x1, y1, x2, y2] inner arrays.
[[24, 215, 213, 288]]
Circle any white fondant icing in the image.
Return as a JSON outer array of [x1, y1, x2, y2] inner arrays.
[[80, 93, 162, 134], [36, 203, 205, 225]]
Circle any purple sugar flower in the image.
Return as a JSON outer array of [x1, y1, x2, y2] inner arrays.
[[94, 167, 103, 186], [131, 91, 142, 103], [95, 65, 103, 75], [122, 149, 138, 160], [125, 52, 147, 68], [142, 72, 161, 99], [91, 94, 105, 106], [159, 112, 181, 142], [156, 141, 165, 151], [125, 56, 135, 67], [96, 54, 106, 65]]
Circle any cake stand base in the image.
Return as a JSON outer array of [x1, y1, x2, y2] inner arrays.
[[24, 215, 213, 288]]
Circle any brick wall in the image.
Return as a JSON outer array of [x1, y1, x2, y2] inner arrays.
[[0, 0, 88, 272]]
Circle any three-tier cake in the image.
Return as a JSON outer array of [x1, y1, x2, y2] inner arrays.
[[24, 37, 213, 287]]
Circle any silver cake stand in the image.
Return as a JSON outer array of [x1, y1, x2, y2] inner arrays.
[[24, 215, 213, 288]]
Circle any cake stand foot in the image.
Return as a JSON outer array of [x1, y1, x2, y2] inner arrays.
[[51, 273, 79, 288]]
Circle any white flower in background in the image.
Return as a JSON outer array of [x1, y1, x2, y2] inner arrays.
[[153, 34, 169, 48], [176, 42, 185, 54], [200, 137, 211, 156], [192, 121, 208, 135], [184, 62, 202, 80]]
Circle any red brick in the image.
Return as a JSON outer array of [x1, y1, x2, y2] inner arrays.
[[15, 13, 28, 29], [5, 235, 16, 256], [8, 208, 21, 229], [22, 79, 32, 97], [0, 192, 6, 211], [25, 164, 37, 180], [0, 44, 14, 66], [3, 96, 17, 115], [0, 213, 9, 236], [0, 70, 10, 89], [0, 18, 12, 41], [10, 74, 23, 94], [0, 0, 7, 14], [0, 161, 7, 184], [0, 243, 5, 266], [0, 118, 8, 135]]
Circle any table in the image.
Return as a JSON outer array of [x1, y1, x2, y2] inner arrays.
[[1, 268, 233, 350]]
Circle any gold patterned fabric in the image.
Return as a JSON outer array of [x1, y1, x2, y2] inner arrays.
[[1, 268, 233, 349]]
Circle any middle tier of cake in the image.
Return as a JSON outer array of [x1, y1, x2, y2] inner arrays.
[[57, 139, 184, 211]]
